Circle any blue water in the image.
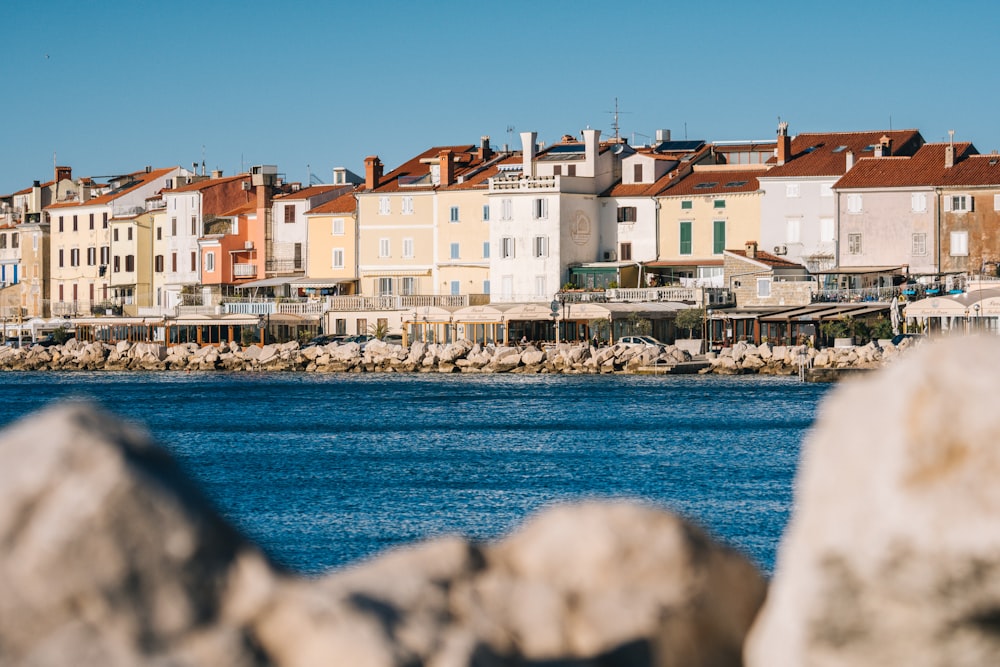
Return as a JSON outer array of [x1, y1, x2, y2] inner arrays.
[[0, 371, 831, 575]]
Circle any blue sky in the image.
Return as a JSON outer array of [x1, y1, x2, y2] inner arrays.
[[2, 0, 997, 195]]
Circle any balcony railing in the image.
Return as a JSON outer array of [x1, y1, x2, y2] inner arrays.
[[265, 258, 303, 272], [233, 263, 256, 277], [558, 286, 734, 306], [488, 176, 558, 192], [813, 286, 900, 303]]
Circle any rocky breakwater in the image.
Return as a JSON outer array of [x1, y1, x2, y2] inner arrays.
[[705, 337, 923, 375], [0, 338, 696, 374]]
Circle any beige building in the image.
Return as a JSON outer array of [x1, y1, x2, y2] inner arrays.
[[109, 207, 157, 315], [303, 189, 361, 294]]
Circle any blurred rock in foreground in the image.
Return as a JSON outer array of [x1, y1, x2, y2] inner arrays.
[[0, 403, 765, 667]]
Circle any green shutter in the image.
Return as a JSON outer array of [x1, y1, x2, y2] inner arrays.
[[713, 220, 726, 254], [680, 222, 692, 255]]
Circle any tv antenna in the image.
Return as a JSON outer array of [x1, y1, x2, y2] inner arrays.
[[606, 97, 631, 141]]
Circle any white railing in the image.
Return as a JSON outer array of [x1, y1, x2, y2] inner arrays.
[[488, 176, 558, 192], [325, 294, 473, 312], [277, 301, 325, 315], [233, 263, 256, 277], [137, 306, 176, 317], [224, 302, 275, 315], [176, 305, 220, 316]]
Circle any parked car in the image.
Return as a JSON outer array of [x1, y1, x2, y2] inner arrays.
[[302, 334, 349, 348], [346, 334, 375, 351], [382, 333, 404, 346], [32, 334, 60, 348], [618, 335, 664, 348]]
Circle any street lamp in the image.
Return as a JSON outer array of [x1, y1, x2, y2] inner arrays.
[[257, 312, 268, 345], [706, 308, 713, 350], [549, 298, 560, 343], [974, 303, 981, 333]]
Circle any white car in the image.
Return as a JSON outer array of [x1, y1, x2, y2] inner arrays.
[[618, 335, 663, 347]]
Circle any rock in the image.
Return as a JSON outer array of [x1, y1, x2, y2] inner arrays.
[[746, 337, 1000, 667]]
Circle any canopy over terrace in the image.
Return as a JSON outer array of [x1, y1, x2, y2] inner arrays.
[[166, 313, 262, 346], [72, 317, 165, 344], [288, 277, 356, 295], [905, 287, 1000, 334], [452, 304, 512, 345], [402, 305, 461, 345], [707, 302, 893, 347]]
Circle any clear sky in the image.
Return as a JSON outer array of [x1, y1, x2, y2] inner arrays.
[[2, 0, 997, 195]]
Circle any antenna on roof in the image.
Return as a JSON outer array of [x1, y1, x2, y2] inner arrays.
[[506, 125, 515, 151], [605, 97, 631, 141]]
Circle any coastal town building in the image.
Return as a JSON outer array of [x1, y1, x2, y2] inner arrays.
[[757, 123, 924, 272]]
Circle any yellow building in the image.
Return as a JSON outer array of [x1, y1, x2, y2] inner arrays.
[[654, 165, 768, 287], [109, 208, 156, 315], [303, 189, 360, 294]]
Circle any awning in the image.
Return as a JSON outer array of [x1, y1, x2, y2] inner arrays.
[[289, 278, 356, 288], [235, 277, 299, 289], [359, 269, 431, 278], [452, 304, 512, 323]]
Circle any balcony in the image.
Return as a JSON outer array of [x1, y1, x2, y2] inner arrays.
[[265, 258, 303, 273], [557, 286, 734, 306], [233, 263, 256, 278], [488, 175, 558, 192]]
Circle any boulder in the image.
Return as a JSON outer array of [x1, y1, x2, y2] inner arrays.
[[747, 337, 1000, 667]]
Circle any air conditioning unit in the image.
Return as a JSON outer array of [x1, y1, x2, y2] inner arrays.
[[244, 241, 254, 250], [241, 181, 252, 191], [773, 245, 787, 255], [603, 250, 617, 261]]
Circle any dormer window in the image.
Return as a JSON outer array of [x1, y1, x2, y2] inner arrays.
[[634, 164, 643, 182]]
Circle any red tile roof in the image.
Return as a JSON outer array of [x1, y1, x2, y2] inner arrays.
[[369, 146, 516, 193], [833, 143, 978, 189], [727, 248, 804, 269], [45, 167, 177, 208], [168, 174, 250, 193], [763, 130, 924, 178], [274, 184, 343, 200], [306, 188, 363, 214], [658, 169, 763, 197], [220, 202, 256, 217], [941, 152, 1000, 187]]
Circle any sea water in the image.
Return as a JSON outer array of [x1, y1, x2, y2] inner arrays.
[[0, 371, 832, 574]]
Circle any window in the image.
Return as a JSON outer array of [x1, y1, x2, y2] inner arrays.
[[284, 205, 295, 223], [619, 242, 632, 261], [483, 241, 490, 258], [501, 275, 513, 299], [58, 249, 64, 267], [156, 227, 161, 241], [127, 227, 133, 241], [191, 252, 197, 271], [450, 280, 461, 296], [567, 165, 576, 177], [713, 200, 726, 209], [501, 198, 512, 220], [757, 278, 772, 297], [951, 231, 969, 256], [402, 238, 414, 259], [912, 233, 927, 256], [483, 280, 490, 294], [87, 247, 96, 266], [58, 216, 64, 232], [450, 242, 460, 259], [848, 233, 862, 255], [332, 218, 345, 235], [534, 275, 547, 298], [820, 218, 835, 243], [533, 198, 548, 219], [679, 222, 692, 255], [171, 252, 177, 272], [171, 218, 177, 235], [482, 205, 490, 221], [501, 236, 515, 259], [379, 238, 390, 258], [72, 215, 78, 231], [113, 228, 119, 242], [377, 277, 393, 295], [401, 196, 413, 215], [786, 183, 800, 198], [100, 246, 109, 265], [293, 243, 302, 270], [58, 284, 63, 302], [994, 194, 1000, 211], [125, 255, 135, 272], [113, 256, 120, 272], [89, 213, 94, 230], [634, 163, 643, 182], [911, 193, 927, 213], [154, 255, 164, 272], [332, 248, 344, 269], [70, 248, 80, 266], [553, 165, 562, 176], [400, 277, 415, 296], [0, 234, 5, 249], [847, 193, 863, 214], [681, 200, 692, 210], [821, 183, 833, 197], [191, 216, 197, 235], [450, 206, 460, 223], [713, 220, 726, 254], [617, 206, 637, 223], [534, 236, 549, 258], [204, 252, 214, 273], [786, 219, 801, 243], [946, 195, 971, 212], [378, 197, 390, 215]]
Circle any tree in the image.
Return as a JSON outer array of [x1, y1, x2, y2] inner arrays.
[[368, 320, 390, 340], [675, 308, 705, 339]]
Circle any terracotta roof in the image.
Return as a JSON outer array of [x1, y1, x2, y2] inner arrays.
[[306, 188, 363, 214], [658, 169, 762, 197], [369, 145, 514, 193], [941, 152, 1000, 187], [45, 167, 177, 208], [833, 143, 978, 189], [727, 248, 804, 269], [168, 174, 250, 193], [220, 202, 256, 217], [762, 129, 924, 178], [274, 184, 343, 200]]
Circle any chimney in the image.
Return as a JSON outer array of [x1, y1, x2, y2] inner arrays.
[[845, 150, 855, 171], [439, 149, 455, 187], [55, 166, 72, 183], [776, 121, 791, 165], [880, 134, 892, 157], [945, 129, 956, 168], [255, 181, 273, 211], [521, 131, 538, 178], [745, 240, 758, 259], [364, 156, 383, 190], [78, 178, 92, 202], [479, 135, 493, 161], [583, 128, 600, 171], [211, 169, 223, 179], [31, 180, 42, 214]]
